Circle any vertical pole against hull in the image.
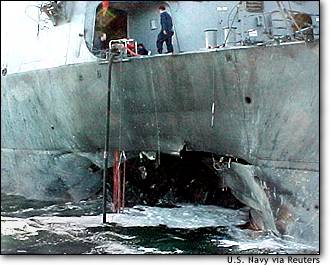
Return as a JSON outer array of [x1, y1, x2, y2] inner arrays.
[[103, 54, 115, 223]]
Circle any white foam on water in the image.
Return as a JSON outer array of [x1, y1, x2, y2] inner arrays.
[[136, 246, 184, 254], [214, 233, 318, 253], [1, 204, 248, 254], [87, 241, 142, 254], [2, 204, 247, 233], [1, 216, 43, 237], [106, 204, 248, 228], [1, 204, 318, 254]]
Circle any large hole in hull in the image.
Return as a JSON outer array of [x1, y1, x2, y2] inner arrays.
[[99, 149, 279, 234], [104, 151, 248, 209]]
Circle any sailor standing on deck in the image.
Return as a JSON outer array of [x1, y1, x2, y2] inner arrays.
[[156, 5, 174, 54]]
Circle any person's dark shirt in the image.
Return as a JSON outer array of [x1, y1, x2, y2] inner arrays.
[[94, 37, 107, 51], [137, 45, 149, 55], [160, 11, 173, 32]]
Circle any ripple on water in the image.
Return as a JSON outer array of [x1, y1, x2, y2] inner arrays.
[[1, 194, 319, 254]]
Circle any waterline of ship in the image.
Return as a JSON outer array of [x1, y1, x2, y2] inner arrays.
[[1, 194, 318, 254]]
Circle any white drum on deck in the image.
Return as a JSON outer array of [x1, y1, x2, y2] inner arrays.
[[204, 28, 218, 49]]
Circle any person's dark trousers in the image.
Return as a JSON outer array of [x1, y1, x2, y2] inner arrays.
[[157, 31, 174, 54]]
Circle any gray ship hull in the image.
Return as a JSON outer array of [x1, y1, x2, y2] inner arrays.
[[1, 41, 319, 244]]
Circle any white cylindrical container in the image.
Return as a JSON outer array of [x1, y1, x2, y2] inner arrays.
[[204, 29, 218, 49], [223, 26, 237, 47]]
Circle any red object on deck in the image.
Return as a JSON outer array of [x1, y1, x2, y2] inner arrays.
[[126, 43, 139, 56], [126, 47, 139, 56], [127, 43, 134, 50], [102, 0, 109, 10]]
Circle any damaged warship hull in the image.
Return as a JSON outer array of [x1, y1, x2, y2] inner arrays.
[[1, 40, 319, 245]]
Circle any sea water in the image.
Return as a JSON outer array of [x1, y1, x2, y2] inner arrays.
[[1, 193, 318, 254]]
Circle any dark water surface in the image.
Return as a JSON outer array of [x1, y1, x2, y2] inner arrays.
[[1, 193, 318, 254]]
